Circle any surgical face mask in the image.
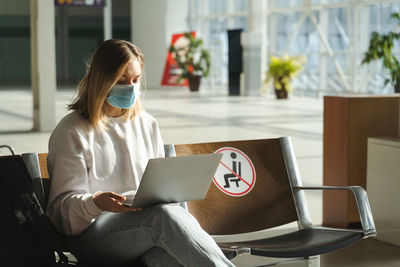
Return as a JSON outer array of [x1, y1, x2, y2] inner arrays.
[[106, 82, 141, 109]]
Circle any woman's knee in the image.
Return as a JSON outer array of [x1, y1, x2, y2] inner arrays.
[[154, 204, 181, 216], [151, 204, 187, 224]]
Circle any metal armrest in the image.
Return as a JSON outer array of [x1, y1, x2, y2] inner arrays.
[[0, 145, 15, 155], [294, 185, 377, 237], [21, 153, 46, 209], [164, 144, 176, 158]]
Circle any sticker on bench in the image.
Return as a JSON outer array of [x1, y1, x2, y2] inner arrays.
[[213, 147, 256, 197]]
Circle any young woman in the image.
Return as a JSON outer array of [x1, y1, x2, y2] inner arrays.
[[46, 39, 234, 267]]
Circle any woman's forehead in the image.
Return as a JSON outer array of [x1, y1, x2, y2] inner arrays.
[[122, 59, 141, 77]]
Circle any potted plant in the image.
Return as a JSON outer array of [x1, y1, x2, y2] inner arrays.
[[264, 55, 305, 99], [362, 12, 400, 93], [169, 32, 210, 91]]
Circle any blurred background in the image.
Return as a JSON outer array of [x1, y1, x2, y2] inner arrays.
[[1, 0, 400, 95]]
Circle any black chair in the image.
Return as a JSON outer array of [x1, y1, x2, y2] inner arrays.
[[173, 137, 376, 266]]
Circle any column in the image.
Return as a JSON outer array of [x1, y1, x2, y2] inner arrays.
[[319, 3, 328, 97], [357, 6, 370, 93], [30, 0, 56, 131], [350, 6, 359, 93], [242, 0, 266, 96], [103, 0, 112, 40], [56, 6, 69, 84], [130, 0, 188, 89]]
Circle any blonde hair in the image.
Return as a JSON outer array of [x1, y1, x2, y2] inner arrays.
[[69, 39, 145, 129]]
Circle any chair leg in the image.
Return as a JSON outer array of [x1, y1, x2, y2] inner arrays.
[[306, 255, 320, 267], [261, 256, 320, 267], [230, 255, 320, 267]]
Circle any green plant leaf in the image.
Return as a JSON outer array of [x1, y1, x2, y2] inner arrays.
[[264, 55, 306, 92], [362, 12, 400, 93]]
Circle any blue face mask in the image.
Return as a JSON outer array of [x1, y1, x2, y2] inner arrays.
[[106, 82, 141, 109]]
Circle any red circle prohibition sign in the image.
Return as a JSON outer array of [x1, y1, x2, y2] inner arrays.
[[213, 147, 256, 197]]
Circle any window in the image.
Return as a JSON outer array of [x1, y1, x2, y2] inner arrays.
[[192, 0, 400, 96]]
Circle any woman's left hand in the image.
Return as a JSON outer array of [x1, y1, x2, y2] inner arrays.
[[93, 191, 142, 212]]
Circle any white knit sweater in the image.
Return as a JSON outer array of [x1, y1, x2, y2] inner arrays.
[[46, 111, 165, 235]]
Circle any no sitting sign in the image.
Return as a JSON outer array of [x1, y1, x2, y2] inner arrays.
[[213, 147, 256, 197]]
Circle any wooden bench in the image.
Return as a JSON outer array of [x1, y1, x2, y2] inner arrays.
[[38, 153, 50, 206]]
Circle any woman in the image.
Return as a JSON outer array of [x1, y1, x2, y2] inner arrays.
[[46, 39, 234, 267]]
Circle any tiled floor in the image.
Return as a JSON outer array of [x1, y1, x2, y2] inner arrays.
[[1, 86, 399, 266]]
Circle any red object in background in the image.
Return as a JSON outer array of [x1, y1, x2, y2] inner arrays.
[[54, 0, 105, 6], [161, 32, 196, 87]]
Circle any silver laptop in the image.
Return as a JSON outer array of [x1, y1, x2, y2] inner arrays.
[[122, 153, 223, 208]]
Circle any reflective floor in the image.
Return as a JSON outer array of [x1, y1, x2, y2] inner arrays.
[[1, 86, 399, 266]]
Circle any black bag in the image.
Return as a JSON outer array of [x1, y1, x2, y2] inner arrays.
[[0, 154, 70, 267]]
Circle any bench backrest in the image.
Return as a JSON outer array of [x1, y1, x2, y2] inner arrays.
[[174, 137, 300, 235], [38, 153, 50, 207], [35, 140, 304, 236]]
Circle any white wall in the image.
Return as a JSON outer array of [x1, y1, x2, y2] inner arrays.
[[131, 0, 188, 89]]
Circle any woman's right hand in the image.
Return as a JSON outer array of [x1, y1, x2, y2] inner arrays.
[[93, 191, 141, 212]]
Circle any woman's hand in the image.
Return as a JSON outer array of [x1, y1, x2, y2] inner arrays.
[[93, 191, 141, 212]]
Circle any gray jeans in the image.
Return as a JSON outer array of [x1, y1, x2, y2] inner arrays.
[[67, 204, 235, 267]]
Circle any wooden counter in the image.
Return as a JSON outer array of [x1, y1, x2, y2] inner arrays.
[[323, 95, 399, 228]]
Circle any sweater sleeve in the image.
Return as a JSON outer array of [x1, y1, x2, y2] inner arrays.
[[153, 118, 165, 158], [46, 119, 103, 235]]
